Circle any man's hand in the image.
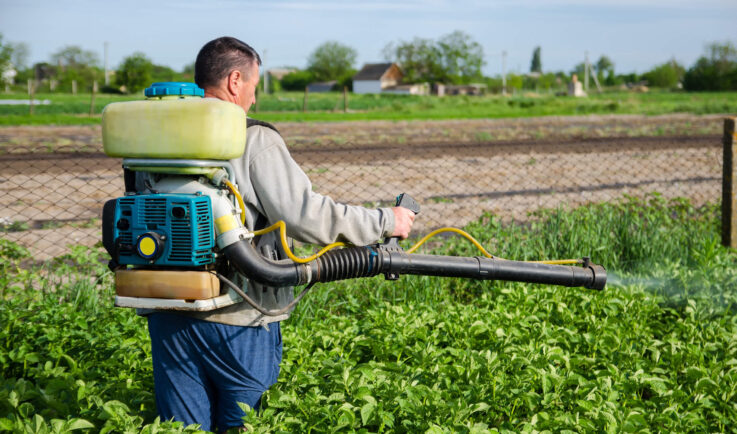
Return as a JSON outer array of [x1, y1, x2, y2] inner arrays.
[[391, 206, 416, 239]]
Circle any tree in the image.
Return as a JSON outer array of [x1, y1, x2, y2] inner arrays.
[[683, 41, 737, 91], [595, 56, 614, 76], [383, 37, 442, 83], [116, 52, 153, 94], [384, 30, 484, 84], [642, 59, 684, 88], [51, 45, 98, 69], [530, 46, 542, 73], [151, 64, 176, 82], [436, 31, 485, 84], [307, 41, 357, 82], [9, 42, 29, 70], [0, 34, 14, 74], [570, 62, 586, 78], [49, 45, 100, 91], [594, 55, 615, 85]]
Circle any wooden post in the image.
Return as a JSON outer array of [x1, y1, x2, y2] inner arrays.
[[343, 86, 348, 113], [72, 80, 77, 95], [254, 87, 259, 113], [28, 79, 34, 115], [89, 81, 98, 116], [722, 117, 737, 247], [302, 86, 309, 112]]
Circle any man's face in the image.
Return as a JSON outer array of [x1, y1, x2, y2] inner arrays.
[[237, 62, 260, 114]]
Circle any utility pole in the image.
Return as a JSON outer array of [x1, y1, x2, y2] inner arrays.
[[104, 41, 110, 86], [502, 50, 507, 96], [584, 51, 589, 92]]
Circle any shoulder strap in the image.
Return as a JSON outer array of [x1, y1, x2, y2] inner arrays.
[[246, 117, 280, 134]]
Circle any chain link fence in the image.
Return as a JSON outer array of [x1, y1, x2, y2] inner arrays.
[[0, 127, 723, 260]]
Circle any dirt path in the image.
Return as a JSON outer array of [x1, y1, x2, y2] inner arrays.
[[0, 114, 726, 259]]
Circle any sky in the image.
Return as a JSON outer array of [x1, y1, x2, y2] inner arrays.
[[1, 0, 736, 76]]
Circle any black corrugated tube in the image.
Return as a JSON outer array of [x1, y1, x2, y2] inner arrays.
[[223, 239, 605, 290], [313, 246, 381, 282]]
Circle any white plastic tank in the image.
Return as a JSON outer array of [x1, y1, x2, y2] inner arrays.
[[102, 82, 247, 160]]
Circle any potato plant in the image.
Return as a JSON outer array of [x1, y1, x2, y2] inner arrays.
[[1, 195, 736, 432]]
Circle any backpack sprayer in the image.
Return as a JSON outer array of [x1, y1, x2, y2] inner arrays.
[[101, 82, 605, 313]]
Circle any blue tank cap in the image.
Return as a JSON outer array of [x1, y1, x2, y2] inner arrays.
[[144, 82, 205, 98]]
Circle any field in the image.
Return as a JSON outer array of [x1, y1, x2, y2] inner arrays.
[[2, 196, 737, 432], [1, 90, 737, 125], [1, 91, 735, 431]]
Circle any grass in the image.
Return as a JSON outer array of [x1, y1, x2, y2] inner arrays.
[[2, 194, 737, 431], [1, 90, 736, 126]]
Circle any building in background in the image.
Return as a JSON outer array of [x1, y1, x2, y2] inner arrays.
[[353, 63, 404, 94]]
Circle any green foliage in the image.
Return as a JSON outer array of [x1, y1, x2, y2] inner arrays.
[[51, 46, 99, 69], [595, 55, 614, 77], [530, 46, 542, 73], [642, 60, 685, 88], [280, 70, 314, 91], [150, 64, 176, 83], [116, 52, 154, 94], [383, 37, 441, 83], [683, 41, 737, 91], [37, 45, 104, 93], [437, 31, 485, 84], [0, 33, 15, 78], [3, 89, 737, 125], [3, 195, 737, 432], [306, 41, 357, 82], [384, 30, 484, 84]]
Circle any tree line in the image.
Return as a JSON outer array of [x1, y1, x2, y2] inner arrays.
[[1, 31, 735, 94]]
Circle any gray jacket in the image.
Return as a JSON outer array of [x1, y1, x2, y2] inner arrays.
[[184, 123, 396, 327]]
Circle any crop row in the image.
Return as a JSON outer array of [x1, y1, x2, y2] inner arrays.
[[1, 194, 736, 432]]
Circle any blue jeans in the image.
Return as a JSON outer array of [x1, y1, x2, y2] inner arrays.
[[147, 313, 282, 432]]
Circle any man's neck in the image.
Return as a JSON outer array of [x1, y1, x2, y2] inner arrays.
[[204, 88, 233, 104]]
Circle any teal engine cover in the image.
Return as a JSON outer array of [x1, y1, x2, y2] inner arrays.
[[109, 194, 215, 267]]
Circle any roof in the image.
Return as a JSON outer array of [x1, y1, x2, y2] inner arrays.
[[306, 81, 337, 92], [353, 63, 397, 80], [267, 68, 297, 80]]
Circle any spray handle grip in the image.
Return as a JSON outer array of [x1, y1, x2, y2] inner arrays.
[[395, 193, 420, 214], [378, 193, 420, 280]]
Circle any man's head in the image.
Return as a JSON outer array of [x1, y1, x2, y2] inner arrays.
[[195, 37, 261, 113]]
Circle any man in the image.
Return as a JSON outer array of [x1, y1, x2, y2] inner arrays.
[[146, 36, 415, 432]]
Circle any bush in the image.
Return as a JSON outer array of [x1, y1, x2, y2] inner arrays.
[[683, 41, 737, 91], [281, 70, 314, 91], [116, 52, 153, 94], [642, 60, 685, 88]]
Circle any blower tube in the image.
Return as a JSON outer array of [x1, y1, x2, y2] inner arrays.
[[223, 239, 606, 290]]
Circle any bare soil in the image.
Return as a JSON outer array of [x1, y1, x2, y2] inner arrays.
[[0, 114, 726, 259]]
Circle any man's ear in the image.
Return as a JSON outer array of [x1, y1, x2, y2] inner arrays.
[[226, 70, 242, 96]]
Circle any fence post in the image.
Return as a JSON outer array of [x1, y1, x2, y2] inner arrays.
[[72, 80, 77, 95], [343, 86, 348, 113], [89, 81, 97, 116], [303, 86, 309, 112], [28, 79, 34, 115], [722, 117, 737, 248]]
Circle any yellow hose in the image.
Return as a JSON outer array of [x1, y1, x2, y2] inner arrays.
[[253, 221, 583, 267], [405, 227, 581, 265], [222, 179, 247, 226], [212, 172, 580, 266], [253, 221, 346, 264], [406, 227, 494, 257]]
